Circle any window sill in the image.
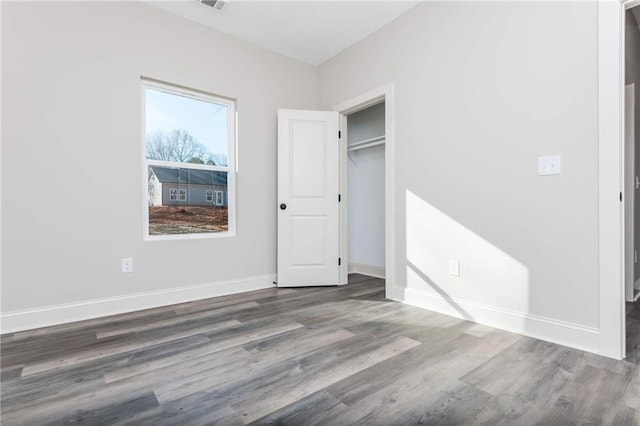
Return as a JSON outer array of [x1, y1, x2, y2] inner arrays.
[[144, 231, 236, 242]]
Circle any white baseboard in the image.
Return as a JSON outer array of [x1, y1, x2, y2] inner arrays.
[[392, 286, 600, 354], [1, 274, 276, 334], [348, 263, 385, 279]]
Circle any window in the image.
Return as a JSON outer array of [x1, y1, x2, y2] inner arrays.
[[143, 79, 236, 239]]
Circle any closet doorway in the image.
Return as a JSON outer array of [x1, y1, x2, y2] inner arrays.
[[625, 5, 640, 303], [625, 4, 640, 359], [334, 84, 395, 294], [345, 102, 386, 280]]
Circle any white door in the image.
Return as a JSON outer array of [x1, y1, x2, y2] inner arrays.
[[277, 109, 341, 287], [625, 84, 636, 301]]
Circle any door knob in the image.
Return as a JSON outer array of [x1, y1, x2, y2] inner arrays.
[[280, 203, 287, 210]]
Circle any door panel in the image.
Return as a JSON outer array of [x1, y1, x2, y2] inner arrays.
[[278, 109, 340, 287], [290, 216, 326, 266], [291, 120, 327, 197]]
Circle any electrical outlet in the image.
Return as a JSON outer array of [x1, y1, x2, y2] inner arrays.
[[448, 259, 460, 276], [121, 258, 133, 273], [538, 155, 561, 176]]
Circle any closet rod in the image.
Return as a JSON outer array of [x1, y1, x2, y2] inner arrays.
[[347, 135, 385, 152]]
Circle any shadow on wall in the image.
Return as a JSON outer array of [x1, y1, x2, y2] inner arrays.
[[406, 260, 472, 321], [404, 189, 531, 331]]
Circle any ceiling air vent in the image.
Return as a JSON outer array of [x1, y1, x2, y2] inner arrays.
[[199, 0, 229, 13]]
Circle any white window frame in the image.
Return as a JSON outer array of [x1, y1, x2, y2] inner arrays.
[[178, 188, 187, 202], [169, 188, 178, 201], [215, 190, 224, 206], [142, 78, 237, 240], [206, 189, 214, 202]]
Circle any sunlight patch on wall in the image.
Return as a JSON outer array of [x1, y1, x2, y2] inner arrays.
[[405, 190, 530, 315]]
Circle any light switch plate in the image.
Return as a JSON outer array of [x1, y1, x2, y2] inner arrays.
[[538, 155, 561, 176]]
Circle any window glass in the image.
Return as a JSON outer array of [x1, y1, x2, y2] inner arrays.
[[144, 80, 235, 238]]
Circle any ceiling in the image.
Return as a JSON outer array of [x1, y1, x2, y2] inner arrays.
[[145, 1, 420, 65]]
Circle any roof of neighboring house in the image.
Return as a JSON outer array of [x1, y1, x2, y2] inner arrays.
[[150, 166, 227, 186]]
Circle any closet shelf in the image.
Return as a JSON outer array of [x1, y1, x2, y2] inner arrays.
[[347, 135, 385, 152]]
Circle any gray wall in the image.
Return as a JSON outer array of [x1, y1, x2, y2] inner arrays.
[[626, 9, 640, 283], [318, 2, 599, 328], [1, 1, 316, 312]]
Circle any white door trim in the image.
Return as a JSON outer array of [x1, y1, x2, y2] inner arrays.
[[597, 0, 637, 359], [333, 83, 395, 298]]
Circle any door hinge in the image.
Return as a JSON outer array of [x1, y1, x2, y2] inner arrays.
[[338, 194, 341, 202], [338, 257, 342, 266], [620, 192, 623, 202], [338, 130, 342, 139]]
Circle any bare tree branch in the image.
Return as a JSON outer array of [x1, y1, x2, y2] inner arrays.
[[146, 129, 208, 163]]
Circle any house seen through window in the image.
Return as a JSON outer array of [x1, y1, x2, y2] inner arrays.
[[143, 79, 235, 238]]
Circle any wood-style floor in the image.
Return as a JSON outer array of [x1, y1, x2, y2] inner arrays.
[[1, 274, 640, 425]]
